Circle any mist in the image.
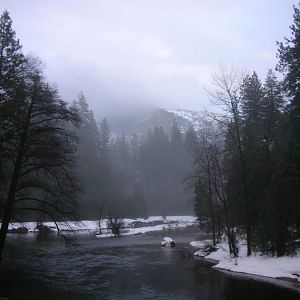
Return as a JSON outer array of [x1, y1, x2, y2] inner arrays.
[[1, 0, 297, 117]]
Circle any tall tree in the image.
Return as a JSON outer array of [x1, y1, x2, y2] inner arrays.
[[276, 4, 300, 254], [0, 10, 26, 189], [72, 93, 101, 218], [208, 66, 253, 256], [254, 70, 288, 255], [0, 10, 25, 100], [0, 58, 80, 262], [239, 71, 265, 251], [185, 126, 198, 156], [193, 119, 238, 255], [98, 118, 112, 211], [277, 5, 300, 142]]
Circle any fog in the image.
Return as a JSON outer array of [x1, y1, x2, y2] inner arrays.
[[0, 0, 297, 117]]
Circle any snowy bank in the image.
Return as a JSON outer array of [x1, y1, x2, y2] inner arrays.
[[5, 216, 197, 237], [96, 216, 196, 238], [192, 240, 300, 284]]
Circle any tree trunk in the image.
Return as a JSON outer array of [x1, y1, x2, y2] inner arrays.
[[0, 163, 21, 262], [0, 195, 14, 262], [0, 96, 33, 263]]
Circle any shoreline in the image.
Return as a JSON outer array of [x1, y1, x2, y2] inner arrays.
[[191, 240, 300, 292], [195, 256, 300, 292]]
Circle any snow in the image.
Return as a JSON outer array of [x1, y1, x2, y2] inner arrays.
[[215, 255, 300, 281], [96, 216, 196, 238], [161, 237, 175, 247], [168, 109, 204, 131], [6, 216, 197, 237], [192, 240, 300, 283], [190, 240, 213, 248]]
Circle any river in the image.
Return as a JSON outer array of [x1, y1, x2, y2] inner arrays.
[[0, 228, 299, 299]]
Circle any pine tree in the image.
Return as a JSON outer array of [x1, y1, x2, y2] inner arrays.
[[98, 118, 112, 211], [241, 72, 264, 124], [276, 5, 300, 253], [0, 10, 25, 100], [240, 71, 266, 252], [99, 118, 111, 168], [72, 93, 102, 218], [277, 5, 300, 142], [249, 70, 288, 255], [129, 133, 140, 185], [185, 126, 198, 156]]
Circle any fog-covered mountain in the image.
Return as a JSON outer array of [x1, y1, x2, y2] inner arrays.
[[108, 108, 204, 137]]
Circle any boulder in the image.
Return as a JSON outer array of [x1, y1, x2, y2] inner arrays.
[[8, 227, 28, 234], [36, 224, 52, 234], [161, 237, 175, 247]]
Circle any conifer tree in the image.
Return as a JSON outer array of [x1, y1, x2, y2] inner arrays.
[[98, 118, 112, 212], [276, 4, 300, 253], [0, 10, 25, 100], [72, 93, 102, 217], [277, 5, 300, 142]]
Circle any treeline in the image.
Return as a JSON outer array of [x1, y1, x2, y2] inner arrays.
[[73, 93, 196, 218], [192, 6, 300, 257]]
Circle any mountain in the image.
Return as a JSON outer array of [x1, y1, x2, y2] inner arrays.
[[108, 108, 204, 137]]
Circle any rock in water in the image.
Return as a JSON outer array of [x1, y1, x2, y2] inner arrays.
[[161, 237, 175, 247]]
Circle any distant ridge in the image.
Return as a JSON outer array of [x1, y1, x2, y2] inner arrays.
[[109, 107, 205, 137]]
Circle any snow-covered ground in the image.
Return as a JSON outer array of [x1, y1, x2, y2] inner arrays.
[[192, 240, 300, 283], [7, 216, 197, 237]]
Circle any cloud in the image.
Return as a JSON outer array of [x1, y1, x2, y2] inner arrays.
[[0, 0, 298, 116]]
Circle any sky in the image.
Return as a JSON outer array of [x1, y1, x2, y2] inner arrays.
[[0, 0, 298, 116]]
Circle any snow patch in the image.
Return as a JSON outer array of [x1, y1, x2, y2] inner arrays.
[[168, 109, 204, 131], [193, 240, 300, 283]]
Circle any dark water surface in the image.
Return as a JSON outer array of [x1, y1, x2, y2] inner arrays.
[[0, 229, 299, 300]]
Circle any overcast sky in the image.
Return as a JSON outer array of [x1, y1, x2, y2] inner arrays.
[[0, 0, 298, 116]]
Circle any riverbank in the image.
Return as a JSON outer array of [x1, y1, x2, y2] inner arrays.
[[191, 240, 300, 285], [6, 216, 197, 236]]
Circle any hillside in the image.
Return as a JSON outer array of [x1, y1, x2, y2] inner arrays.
[[108, 108, 204, 137]]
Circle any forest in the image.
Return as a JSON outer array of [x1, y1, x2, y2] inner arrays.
[[191, 6, 300, 257], [72, 94, 196, 218]]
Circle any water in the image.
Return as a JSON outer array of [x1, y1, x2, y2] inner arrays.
[[0, 229, 299, 300]]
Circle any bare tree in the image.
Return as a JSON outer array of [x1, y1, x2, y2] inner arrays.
[[206, 65, 252, 256], [98, 201, 106, 235], [194, 120, 238, 256], [0, 58, 80, 262], [107, 215, 124, 236]]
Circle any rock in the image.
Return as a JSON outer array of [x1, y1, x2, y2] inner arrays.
[[192, 240, 218, 257], [161, 237, 175, 247], [193, 249, 207, 257], [8, 227, 28, 234], [36, 224, 52, 234]]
